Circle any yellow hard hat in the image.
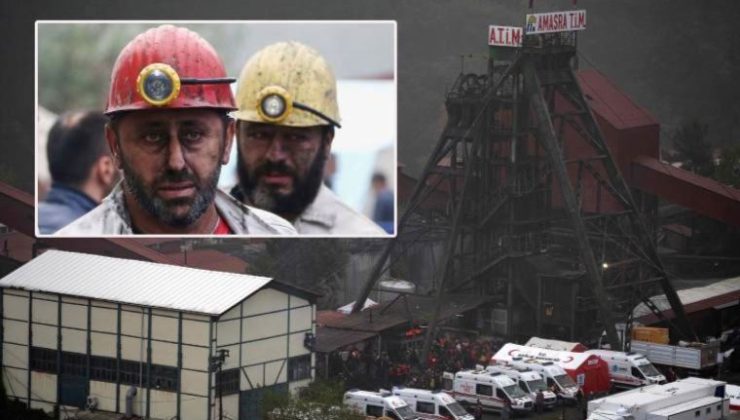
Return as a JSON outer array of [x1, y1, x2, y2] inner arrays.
[[231, 41, 341, 128]]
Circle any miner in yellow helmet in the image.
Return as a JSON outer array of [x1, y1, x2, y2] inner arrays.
[[230, 41, 386, 235]]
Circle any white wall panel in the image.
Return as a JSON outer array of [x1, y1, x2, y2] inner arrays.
[[4, 319, 28, 345], [289, 332, 310, 357], [265, 360, 287, 385], [89, 380, 118, 412], [289, 306, 312, 332], [3, 293, 29, 320], [31, 324, 56, 349], [290, 296, 309, 308], [242, 336, 286, 365], [3, 366, 28, 400], [121, 309, 147, 338], [220, 344, 240, 370], [90, 306, 117, 333], [241, 365, 263, 390], [151, 340, 178, 367], [30, 371, 57, 403], [61, 302, 87, 329], [243, 288, 288, 316], [3, 342, 28, 369], [182, 345, 209, 371], [243, 311, 287, 342], [180, 369, 208, 396], [182, 319, 209, 346], [216, 319, 239, 346], [31, 298, 58, 325], [91, 332, 117, 357], [121, 335, 146, 362], [151, 315, 178, 342], [150, 389, 177, 420], [181, 396, 208, 420], [61, 327, 86, 353]]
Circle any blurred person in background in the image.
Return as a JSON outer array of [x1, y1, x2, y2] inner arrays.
[[370, 172, 394, 234], [57, 25, 295, 236], [38, 111, 117, 234], [230, 41, 385, 235]]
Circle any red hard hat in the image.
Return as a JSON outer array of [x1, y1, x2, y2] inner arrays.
[[105, 25, 236, 114]]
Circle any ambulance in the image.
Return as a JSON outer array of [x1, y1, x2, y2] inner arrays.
[[585, 349, 666, 388], [443, 369, 534, 412], [344, 389, 422, 419], [392, 387, 475, 420], [485, 364, 558, 408], [505, 360, 581, 402]]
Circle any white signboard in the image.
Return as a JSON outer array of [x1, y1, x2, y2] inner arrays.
[[488, 25, 523, 47], [525, 10, 587, 34]]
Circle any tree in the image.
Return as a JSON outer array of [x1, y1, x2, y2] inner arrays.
[[714, 145, 740, 188], [671, 120, 713, 176]]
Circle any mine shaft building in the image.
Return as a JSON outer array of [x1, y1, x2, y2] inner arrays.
[[1, 250, 317, 420]]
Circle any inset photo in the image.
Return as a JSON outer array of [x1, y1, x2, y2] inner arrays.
[[36, 21, 397, 237]]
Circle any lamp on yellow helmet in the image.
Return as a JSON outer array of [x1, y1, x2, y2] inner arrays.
[[231, 41, 341, 128]]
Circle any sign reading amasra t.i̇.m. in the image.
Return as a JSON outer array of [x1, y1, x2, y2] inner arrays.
[[488, 25, 523, 47], [525, 9, 587, 34]]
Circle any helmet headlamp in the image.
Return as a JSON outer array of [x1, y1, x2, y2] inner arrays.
[[255, 85, 341, 128]]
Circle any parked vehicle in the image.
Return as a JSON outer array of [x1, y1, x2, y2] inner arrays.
[[485, 364, 558, 408], [344, 389, 422, 419], [493, 343, 611, 396], [442, 369, 534, 412], [630, 340, 720, 374], [392, 387, 474, 420], [586, 377, 729, 420], [503, 359, 581, 402], [585, 349, 666, 388]]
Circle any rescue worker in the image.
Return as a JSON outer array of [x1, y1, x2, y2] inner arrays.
[[230, 41, 387, 235], [58, 25, 296, 235], [535, 389, 545, 413]]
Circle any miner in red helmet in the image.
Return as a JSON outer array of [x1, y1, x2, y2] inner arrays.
[[57, 25, 296, 235]]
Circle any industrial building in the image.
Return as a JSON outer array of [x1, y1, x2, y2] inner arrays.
[[1, 250, 317, 420]]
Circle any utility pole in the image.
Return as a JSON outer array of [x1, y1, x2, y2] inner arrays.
[[210, 349, 230, 420]]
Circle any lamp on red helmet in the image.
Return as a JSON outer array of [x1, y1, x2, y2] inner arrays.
[[105, 25, 236, 115]]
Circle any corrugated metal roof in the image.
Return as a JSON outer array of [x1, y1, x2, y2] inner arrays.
[[633, 276, 740, 320], [0, 250, 272, 315], [577, 69, 658, 130]]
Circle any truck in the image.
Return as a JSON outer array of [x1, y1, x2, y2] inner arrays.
[[485, 364, 558, 408], [391, 387, 474, 420], [586, 377, 729, 420], [630, 340, 720, 373], [442, 369, 534, 413], [585, 349, 666, 388], [344, 389, 422, 420]]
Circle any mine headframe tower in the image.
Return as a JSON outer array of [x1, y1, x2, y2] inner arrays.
[[354, 31, 695, 359]]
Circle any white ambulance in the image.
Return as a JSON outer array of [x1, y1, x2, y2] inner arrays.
[[485, 364, 558, 408], [392, 387, 475, 420], [585, 349, 666, 388], [506, 360, 580, 402], [344, 389, 422, 420], [443, 369, 534, 412]]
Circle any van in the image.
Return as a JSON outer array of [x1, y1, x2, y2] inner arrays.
[[585, 349, 666, 388], [443, 369, 534, 412], [506, 360, 580, 402], [485, 364, 558, 408], [392, 387, 474, 420], [344, 389, 422, 419]]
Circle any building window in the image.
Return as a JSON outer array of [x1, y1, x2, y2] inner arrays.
[[61, 351, 86, 377], [288, 355, 311, 381], [150, 364, 178, 392], [90, 355, 117, 382], [119, 359, 144, 387], [30, 347, 57, 373], [216, 368, 240, 396]]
